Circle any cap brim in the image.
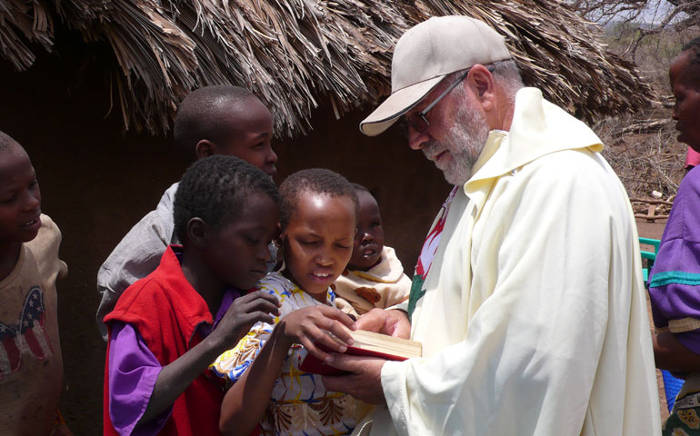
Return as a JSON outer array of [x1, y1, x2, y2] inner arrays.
[[360, 76, 444, 136]]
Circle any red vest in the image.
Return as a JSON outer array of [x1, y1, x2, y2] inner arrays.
[[103, 246, 224, 436]]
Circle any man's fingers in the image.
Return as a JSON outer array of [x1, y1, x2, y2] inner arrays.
[[322, 354, 387, 404], [325, 352, 365, 372], [353, 308, 386, 332], [385, 309, 411, 338], [321, 372, 353, 394]]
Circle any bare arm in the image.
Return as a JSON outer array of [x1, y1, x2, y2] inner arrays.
[[653, 331, 700, 372], [219, 305, 355, 435], [219, 326, 293, 435]]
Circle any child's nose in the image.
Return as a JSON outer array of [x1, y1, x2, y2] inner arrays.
[[23, 190, 40, 211], [267, 147, 278, 164], [315, 252, 333, 266], [258, 245, 271, 261]]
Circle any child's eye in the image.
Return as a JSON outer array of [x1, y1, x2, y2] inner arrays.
[[245, 235, 261, 245], [300, 239, 320, 246], [0, 194, 16, 204]]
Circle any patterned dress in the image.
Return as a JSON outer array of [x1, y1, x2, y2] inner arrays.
[[211, 272, 372, 435]]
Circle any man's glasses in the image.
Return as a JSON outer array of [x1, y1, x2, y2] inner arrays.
[[400, 69, 470, 135]]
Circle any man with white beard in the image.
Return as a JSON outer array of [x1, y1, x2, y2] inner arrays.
[[323, 16, 661, 435]]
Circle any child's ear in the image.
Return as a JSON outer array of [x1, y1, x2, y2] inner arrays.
[[194, 139, 216, 159], [186, 217, 208, 248]]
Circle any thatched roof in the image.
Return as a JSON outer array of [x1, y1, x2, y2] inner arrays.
[[1, 0, 654, 138]]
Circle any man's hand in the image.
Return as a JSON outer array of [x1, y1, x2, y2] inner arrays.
[[354, 308, 411, 339], [322, 353, 387, 404]]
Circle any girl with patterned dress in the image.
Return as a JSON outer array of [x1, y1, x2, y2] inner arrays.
[[212, 169, 372, 435]]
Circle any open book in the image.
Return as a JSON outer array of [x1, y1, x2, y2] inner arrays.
[[299, 329, 422, 376]]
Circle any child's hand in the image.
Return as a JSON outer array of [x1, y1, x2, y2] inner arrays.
[[214, 290, 280, 347], [278, 306, 355, 362], [354, 308, 411, 339]]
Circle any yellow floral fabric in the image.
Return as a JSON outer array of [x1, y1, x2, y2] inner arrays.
[[211, 272, 372, 435]]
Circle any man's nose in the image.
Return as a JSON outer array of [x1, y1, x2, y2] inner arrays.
[[408, 127, 429, 151]]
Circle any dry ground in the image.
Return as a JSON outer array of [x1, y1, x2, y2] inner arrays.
[[637, 217, 672, 422]]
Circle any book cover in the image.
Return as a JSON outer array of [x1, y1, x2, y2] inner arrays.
[[299, 330, 422, 376]]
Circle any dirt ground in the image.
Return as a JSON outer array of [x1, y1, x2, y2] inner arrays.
[[636, 217, 672, 422], [637, 218, 667, 242]]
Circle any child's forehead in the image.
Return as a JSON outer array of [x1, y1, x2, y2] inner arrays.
[[223, 97, 272, 129], [356, 190, 380, 209], [0, 147, 33, 180], [294, 190, 354, 216]]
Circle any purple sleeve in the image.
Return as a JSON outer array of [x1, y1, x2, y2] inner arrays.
[[649, 281, 700, 354], [648, 168, 700, 354], [108, 322, 171, 436]]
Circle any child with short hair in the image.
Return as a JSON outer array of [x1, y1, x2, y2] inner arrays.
[[103, 155, 281, 436], [333, 184, 411, 318], [96, 85, 279, 339], [0, 131, 70, 435], [212, 168, 372, 435]]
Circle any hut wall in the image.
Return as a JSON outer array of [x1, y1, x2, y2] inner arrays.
[[0, 46, 449, 433]]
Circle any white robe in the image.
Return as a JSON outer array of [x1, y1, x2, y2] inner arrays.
[[372, 88, 661, 435]]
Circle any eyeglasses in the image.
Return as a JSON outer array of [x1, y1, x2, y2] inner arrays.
[[401, 69, 470, 135]]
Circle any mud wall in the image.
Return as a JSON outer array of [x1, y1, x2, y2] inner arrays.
[[0, 38, 450, 433]]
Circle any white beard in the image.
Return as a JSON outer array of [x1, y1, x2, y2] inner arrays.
[[425, 98, 490, 185]]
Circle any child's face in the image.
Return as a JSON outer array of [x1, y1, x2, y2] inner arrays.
[[0, 147, 41, 245], [282, 191, 356, 300], [203, 192, 279, 291], [349, 190, 384, 270], [218, 98, 278, 177]]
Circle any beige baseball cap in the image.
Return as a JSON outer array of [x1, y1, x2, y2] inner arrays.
[[360, 16, 511, 136]]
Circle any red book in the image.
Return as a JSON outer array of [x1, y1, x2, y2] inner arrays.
[[299, 330, 422, 376]]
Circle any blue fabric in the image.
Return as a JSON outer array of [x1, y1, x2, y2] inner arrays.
[[662, 370, 685, 411]]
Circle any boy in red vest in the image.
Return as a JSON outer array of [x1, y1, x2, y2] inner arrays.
[[103, 155, 281, 435]]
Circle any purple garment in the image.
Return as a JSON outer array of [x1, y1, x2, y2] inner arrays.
[[648, 166, 700, 354], [108, 289, 239, 436]]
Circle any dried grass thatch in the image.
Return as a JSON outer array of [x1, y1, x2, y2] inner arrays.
[[0, 0, 654, 137]]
